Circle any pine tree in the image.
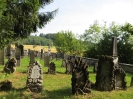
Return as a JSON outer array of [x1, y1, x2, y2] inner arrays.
[[0, 0, 57, 48]]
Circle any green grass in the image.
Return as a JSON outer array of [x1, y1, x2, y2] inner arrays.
[[0, 56, 133, 99]]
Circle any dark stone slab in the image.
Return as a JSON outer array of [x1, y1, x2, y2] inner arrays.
[[29, 50, 35, 65], [0, 49, 4, 65], [48, 62, 56, 74], [15, 48, 21, 66], [0, 80, 12, 91]]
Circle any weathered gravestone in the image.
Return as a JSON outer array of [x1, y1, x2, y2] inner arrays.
[[130, 77, 133, 87], [0, 80, 12, 91], [66, 61, 72, 74], [6, 45, 11, 58], [44, 55, 50, 67], [95, 37, 127, 91], [15, 47, 21, 66], [71, 57, 91, 95], [0, 49, 4, 65], [61, 59, 67, 67], [3, 58, 17, 74], [93, 60, 98, 73], [29, 50, 35, 65], [26, 61, 43, 92], [48, 62, 56, 74]]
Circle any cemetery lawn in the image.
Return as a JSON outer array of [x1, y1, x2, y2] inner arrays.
[[0, 56, 133, 99]]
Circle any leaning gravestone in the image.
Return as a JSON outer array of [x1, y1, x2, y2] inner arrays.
[[26, 61, 43, 92], [71, 57, 91, 95], [3, 57, 17, 74], [48, 62, 56, 74], [15, 47, 21, 66], [0, 49, 4, 65]]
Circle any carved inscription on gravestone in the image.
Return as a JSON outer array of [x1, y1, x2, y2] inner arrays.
[[26, 61, 43, 92]]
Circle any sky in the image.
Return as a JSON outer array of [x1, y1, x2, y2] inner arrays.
[[35, 0, 133, 35]]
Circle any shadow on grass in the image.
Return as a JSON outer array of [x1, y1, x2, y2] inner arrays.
[[44, 87, 72, 99]]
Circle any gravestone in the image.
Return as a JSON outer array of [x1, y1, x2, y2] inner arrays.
[[95, 37, 126, 91], [61, 59, 67, 67], [41, 49, 44, 59], [30, 50, 35, 65], [6, 45, 11, 58], [71, 57, 91, 95], [15, 48, 21, 66], [48, 62, 56, 74], [0, 49, 4, 65], [26, 61, 43, 92], [93, 60, 98, 73], [0, 80, 12, 91], [66, 61, 72, 74], [44, 55, 50, 67], [130, 77, 133, 87], [3, 57, 17, 74]]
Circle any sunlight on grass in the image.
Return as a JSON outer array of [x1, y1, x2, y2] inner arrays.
[[0, 56, 133, 99]]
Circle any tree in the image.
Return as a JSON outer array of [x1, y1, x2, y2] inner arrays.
[[83, 21, 133, 64], [0, 0, 57, 49], [54, 31, 84, 55]]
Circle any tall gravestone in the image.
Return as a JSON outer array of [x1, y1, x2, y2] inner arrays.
[[95, 37, 126, 91], [6, 45, 11, 58], [0, 49, 4, 65], [30, 50, 35, 65], [26, 61, 43, 92], [44, 55, 50, 67], [15, 48, 21, 66]]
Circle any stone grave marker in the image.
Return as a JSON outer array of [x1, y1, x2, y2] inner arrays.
[[95, 37, 126, 91], [71, 57, 91, 95], [26, 61, 43, 92], [0, 49, 4, 65], [48, 62, 56, 74], [30, 50, 35, 65], [130, 77, 133, 87], [15, 48, 21, 66], [0, 80, 12, 91], [61, 59, 67, 67], [66, 61, 72, 74], [3, 57, 17, 74], [6, 45, 11, 58], [44, 55, 50, 67]]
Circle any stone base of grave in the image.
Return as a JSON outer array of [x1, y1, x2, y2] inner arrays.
[[0, 80, 12, 91]]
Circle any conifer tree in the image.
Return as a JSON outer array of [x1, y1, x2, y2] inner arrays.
[[0, 0, 57, 48]]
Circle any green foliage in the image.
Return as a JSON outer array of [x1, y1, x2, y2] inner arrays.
[[0, 0, 57, 49], [53, 31, 85, 55], [83, 21, 133, 63]]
